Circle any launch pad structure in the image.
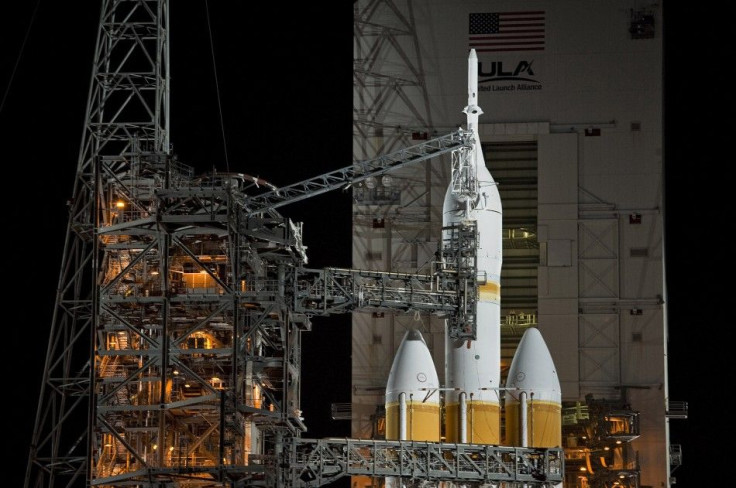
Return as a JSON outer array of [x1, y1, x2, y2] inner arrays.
[[24, 2, 562, 487]]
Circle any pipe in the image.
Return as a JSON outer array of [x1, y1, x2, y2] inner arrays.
[[469, 392, 474, 443], [399, 392, 407, 441], [459, 392, 467, 443], [529, 392, 535, 447], [520, 390, 528, 447]]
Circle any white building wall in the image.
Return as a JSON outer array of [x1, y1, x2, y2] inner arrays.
[[538, 132, 580, 399]]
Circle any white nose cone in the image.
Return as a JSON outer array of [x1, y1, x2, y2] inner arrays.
[[385, 329, 440, 442], [506, 328, 561, 401], [386, 330, 440, 402], [505, 327, 562, 448]]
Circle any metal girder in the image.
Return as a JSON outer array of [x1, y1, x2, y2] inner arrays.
[[239, 130, 473, 216], [284, 438, 564, 487], [289, 221, 479, 340], [292, 267, 458, 315]]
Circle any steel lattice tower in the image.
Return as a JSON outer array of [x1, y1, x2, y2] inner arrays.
[[25, 1, 171, 486]]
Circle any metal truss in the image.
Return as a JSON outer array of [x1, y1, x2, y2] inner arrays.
[[77, 156, 311, 488], [293, 267, 461, 315], [239, 130, 472, 215], [289, 220, 479, 340], [353, 0, 437, 158], [283, 438, 564, 487], [26, 1, 170, 487]]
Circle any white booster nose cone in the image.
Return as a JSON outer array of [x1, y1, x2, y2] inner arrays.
[[504, 327, 562, 447], [385, 330, 440, 441]]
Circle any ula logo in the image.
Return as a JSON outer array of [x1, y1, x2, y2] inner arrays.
[[478, 61, 539, 84]]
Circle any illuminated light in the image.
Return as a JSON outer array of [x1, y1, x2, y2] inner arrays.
[[581, 436, 587, 439], [115, 200, 125, 209], [619, 475, 626, 479], [152, 444, 158, 450], [200, 269, 207, 274], [184, 383, 191, 388], [616, 440, 622, 444], [604, 446, 610, 451], [579, 467, 587, 472], [150, 270, 159, 276], [169, 446, 175, 451], [173, 370, 179, 375]]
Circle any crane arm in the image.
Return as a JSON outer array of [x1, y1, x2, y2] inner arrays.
[[239, 130, 472, 215]]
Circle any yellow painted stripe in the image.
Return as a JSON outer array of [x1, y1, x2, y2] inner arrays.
[[445, 402, 500, 444], [478, 282, 500, 301], [386, 403, 440, 441], [504, 401, 561, 448]]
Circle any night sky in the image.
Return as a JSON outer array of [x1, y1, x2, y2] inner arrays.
[[2, 2, 726, 487]]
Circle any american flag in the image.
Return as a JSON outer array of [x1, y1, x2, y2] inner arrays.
[[469, 11, 546, 52]]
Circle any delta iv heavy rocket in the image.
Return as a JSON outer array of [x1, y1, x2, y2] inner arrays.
[[442, 48, 503, 444], [383, 50, 561, 454]]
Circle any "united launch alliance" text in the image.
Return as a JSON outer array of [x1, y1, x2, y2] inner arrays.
[[479, 84, 542, 91]]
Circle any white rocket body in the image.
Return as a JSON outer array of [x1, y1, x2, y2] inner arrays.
[[443, 49, 503, 444]]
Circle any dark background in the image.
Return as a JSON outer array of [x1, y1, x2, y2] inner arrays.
[[2, 2, 726, 486]]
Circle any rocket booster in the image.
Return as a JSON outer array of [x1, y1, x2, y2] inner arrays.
[[385, 330, 441, 442], [504, 327, 562, 448], [443, 49, 503, 444]]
